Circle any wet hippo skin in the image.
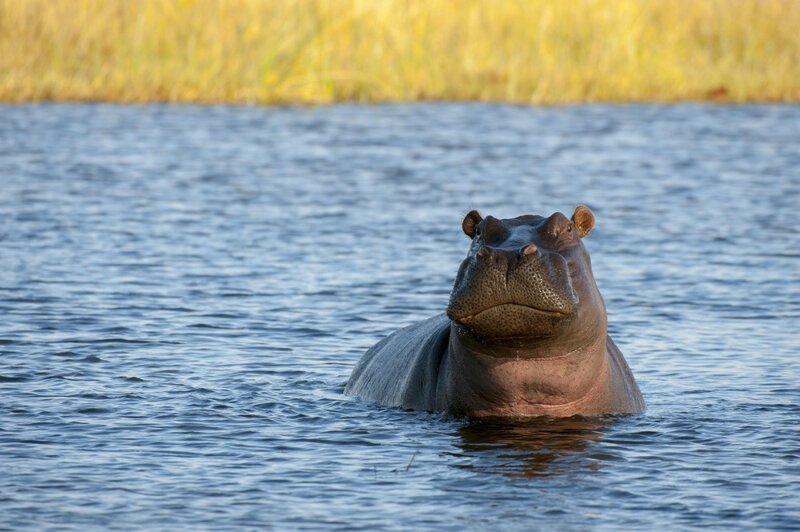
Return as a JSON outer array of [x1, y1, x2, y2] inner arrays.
[[346, 206, 645, 418]]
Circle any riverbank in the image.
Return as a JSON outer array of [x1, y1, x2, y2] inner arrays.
[[2, 0, 798, 104]]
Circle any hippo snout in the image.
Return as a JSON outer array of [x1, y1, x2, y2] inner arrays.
[[447, 246, 579, 340]]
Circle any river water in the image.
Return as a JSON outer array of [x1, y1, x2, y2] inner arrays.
[[1, 104, 798, 529]]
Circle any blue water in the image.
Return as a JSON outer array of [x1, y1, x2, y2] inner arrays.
[[1, 103, 798, 530]]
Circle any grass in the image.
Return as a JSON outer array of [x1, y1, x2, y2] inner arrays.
[[1, 0, 799, 104]]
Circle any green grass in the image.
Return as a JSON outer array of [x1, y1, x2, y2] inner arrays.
[[1, 0, 799, 104]]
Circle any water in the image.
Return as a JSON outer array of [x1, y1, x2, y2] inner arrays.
[[1, 103, 798, 530]]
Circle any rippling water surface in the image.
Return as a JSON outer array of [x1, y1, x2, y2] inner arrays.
[[1, 104, 798, 529]]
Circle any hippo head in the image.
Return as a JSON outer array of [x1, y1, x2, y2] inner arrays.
[[447, 206, 605, 350]]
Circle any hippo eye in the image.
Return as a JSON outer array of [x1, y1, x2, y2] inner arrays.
[[557, 224, 576, 245]]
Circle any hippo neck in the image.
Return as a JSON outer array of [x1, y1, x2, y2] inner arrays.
[[443, 323, 610, 417]]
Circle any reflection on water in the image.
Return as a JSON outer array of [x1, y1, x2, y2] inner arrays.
[[457, 416, 609, 478]]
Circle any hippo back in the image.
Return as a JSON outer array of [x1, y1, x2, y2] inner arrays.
[[345, 314, 451, 411], [605, 336, 646, 412]]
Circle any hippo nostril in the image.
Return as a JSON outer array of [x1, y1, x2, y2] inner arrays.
[[522, 244, 538, 256]]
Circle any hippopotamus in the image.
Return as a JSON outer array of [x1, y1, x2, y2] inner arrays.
[[345, 206, 645, 418]]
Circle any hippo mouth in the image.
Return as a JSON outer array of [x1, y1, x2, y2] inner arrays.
[[451, 302, 573, 341], [458, 303, 569, 321]]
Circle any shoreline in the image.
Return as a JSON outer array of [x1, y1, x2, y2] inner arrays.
[[1, 98, 798, 107]]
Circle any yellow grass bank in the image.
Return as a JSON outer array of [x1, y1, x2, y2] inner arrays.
[[1, 0, 799, 104]]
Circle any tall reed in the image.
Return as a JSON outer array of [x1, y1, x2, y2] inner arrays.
[[1, 0, 798, 103]]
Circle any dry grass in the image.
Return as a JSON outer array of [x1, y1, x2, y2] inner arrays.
[[1, 0, 799, 104]]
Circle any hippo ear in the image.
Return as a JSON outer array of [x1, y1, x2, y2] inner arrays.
[[571, 205, 595, 237], [462, 210, 483, 238]]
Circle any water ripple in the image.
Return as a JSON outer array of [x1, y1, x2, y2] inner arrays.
[[0, 103, 798, 529]]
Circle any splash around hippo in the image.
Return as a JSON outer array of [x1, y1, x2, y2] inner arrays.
[[345, 206, 645, 418]]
